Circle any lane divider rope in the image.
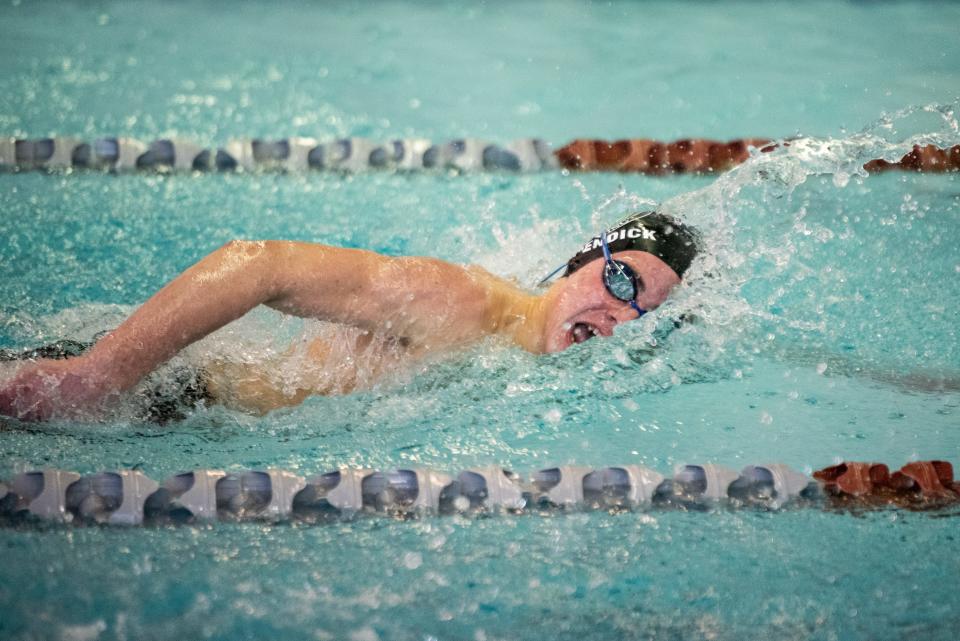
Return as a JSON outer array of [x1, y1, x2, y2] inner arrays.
[[2, 136, 957, 175], [1, 460, 956, 526]]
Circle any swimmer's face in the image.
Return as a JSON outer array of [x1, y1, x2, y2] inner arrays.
[[542, 250, 682, 353]]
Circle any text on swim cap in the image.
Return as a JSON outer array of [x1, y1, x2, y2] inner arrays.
[[579, 226, 657, 254]]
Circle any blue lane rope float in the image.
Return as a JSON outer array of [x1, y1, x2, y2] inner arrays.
[[1, 461, 957, 526]]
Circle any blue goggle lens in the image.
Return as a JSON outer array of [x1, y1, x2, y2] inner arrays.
[[603, 260, 643, 302]]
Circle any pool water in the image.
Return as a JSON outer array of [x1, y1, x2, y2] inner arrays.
[[2, 2, 960, 640]]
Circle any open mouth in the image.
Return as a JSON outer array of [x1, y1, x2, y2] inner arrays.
[[570, 322, 600, 344]]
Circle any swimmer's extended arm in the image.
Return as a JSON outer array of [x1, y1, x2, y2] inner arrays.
[[0, 241, 491, 419]]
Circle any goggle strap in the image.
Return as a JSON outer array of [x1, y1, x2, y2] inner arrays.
[[537, 262, 567, 286], [601, 231, 613, 261]]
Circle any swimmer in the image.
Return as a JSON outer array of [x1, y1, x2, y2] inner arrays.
[[0, 211, 697, 421]]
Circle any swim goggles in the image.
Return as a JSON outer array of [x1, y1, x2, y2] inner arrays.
[[538, 229, 647, 318], [600, 230, 646, 318]]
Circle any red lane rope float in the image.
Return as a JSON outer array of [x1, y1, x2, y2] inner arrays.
[[863, 144, 960, 173], [555, 138, 773, 174], [814, 460, 960, 508], [555, 138, 960, 175]]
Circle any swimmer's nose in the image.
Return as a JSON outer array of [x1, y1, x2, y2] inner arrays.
[[610, 306, 639, 324]]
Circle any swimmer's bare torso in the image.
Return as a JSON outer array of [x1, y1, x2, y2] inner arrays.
[[201, 324, 435, 415]]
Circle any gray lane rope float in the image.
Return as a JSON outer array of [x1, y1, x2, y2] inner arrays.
[[1, 461, 957, 526]]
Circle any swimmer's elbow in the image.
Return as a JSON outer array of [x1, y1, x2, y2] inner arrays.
[[215, 239, 271, 255], [205, 239, 283, 294]]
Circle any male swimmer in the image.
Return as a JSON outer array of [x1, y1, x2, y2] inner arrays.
[[0, 211, 698, 421]]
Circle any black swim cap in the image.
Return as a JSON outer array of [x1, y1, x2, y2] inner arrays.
[[563, 211, 699, 278]]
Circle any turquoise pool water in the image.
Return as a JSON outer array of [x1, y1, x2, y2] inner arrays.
[[2, 2, 960, 640]]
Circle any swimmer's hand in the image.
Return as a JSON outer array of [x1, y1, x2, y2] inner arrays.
[[0, 358, 110, 421]]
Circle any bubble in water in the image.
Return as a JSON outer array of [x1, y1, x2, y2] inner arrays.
[[349, 627, 380, 641], [543, 408, 562, 424]]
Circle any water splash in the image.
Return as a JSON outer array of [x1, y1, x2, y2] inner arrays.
[[451, 102, 960, 403]]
